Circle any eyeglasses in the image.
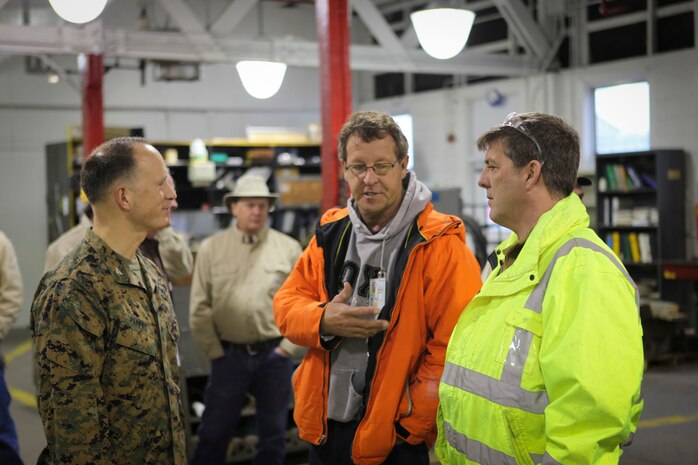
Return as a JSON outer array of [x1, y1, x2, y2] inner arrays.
[[345, 160, 401, 177], [501, 112, 543, 162]]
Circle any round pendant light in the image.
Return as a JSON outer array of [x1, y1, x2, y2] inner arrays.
[[236, 61, 287, 100], [48, 0, 108, 24], [411, 3, 475, 60]]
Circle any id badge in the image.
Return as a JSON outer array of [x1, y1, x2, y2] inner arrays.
[[369, 274, 386, 310]]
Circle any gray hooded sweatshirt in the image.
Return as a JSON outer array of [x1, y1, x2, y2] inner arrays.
[[327, 171, 432, 422]]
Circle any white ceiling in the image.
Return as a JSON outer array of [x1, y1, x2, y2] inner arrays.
[[0, 0, 551, 77], [0, 0, 694, 78]]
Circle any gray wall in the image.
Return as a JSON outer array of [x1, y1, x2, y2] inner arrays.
[[0, 150, 47, 328]]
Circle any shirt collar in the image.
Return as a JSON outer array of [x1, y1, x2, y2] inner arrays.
[[230, 221, 269, 245]]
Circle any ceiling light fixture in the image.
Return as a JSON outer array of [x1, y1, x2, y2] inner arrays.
[[48, 0, 108, 24], [236, 61, 287, 100], [236, 3, 287, 100], [410, 1, 475, 60]]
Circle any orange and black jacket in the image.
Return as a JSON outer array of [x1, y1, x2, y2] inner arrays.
[[273, 205, 481, 465]]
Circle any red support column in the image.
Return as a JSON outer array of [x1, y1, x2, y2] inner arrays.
[[316, 0, 352, 213], [82, 53, 104, 158]]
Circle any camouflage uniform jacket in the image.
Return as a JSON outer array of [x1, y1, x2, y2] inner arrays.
[[31, 229, 186, 465]]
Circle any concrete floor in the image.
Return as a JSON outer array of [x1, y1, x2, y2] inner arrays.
[[4, 328, 698, 465]]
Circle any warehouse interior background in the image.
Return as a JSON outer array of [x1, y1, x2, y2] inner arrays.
[[1, 0, 697, 328], [1, 0, 698, 463]]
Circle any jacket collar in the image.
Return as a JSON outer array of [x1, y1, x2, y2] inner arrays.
[[483, 194, 589, 295], [415, 204, 465, 243], [84, 229, 149, 290], [229, 221, 269, 245], [319, 202, 465, 246], [347, 171, 432, 241]]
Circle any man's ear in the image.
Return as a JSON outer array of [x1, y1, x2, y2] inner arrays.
[[114, 185, 131, 210], [341, 160, 348, 182], [525, 160, 543, 186]]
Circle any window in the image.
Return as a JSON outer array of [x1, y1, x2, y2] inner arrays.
[[391, 113, 414, 170], [594, 82, 650, 154]]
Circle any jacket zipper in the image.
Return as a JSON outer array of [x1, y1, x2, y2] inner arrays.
[[318, 349, 329, 444], [318, 277, 330, 445], [351, 218, 459, 457], [352, 240, 426, 456]]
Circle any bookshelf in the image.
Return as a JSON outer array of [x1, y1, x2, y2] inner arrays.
[[46, 136, 323, 246], [596, 149, 686, 297]]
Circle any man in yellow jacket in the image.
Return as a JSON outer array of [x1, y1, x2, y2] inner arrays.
[[436, 112, 644, 465]]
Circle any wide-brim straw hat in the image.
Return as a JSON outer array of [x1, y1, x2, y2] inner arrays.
[[223, 174, 278, 211]]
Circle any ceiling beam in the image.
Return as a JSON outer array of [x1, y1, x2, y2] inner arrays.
[[585, 2, 694, 33], [210, 0, 259, 35], [352, 45, 537, 75], [154, 0, 225, 61], [351, 0, 410, 62], [378, 0, 495, 16], [0, 24, 539, 76], [34, 53, 80, 93], [492, 0, 549, 61], [400, 25, 419, 49]]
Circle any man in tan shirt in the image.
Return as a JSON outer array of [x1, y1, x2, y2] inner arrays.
[[138, 174, 193, 286], [189, 174, 302, 465], [0, 230, 22, 465], [43, 204, 94, 273]]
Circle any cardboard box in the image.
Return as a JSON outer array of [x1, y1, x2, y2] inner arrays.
[[246, 148, 274, 162], [277, 177, 323, 207], [275, 167, 300, 179]]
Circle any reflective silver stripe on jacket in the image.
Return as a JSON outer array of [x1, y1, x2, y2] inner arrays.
[[443, 421, 518, 465], [444, 421, 546, 465], [502, 238, 639, 386], [441, 364, 548, 414], [443, 237, 638, 461], [525, 238, 639, 314]]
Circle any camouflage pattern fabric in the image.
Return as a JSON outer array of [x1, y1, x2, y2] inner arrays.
[[31, 230, 186, 465]]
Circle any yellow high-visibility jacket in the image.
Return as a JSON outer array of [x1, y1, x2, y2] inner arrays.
[[436, 194, 644, 465]]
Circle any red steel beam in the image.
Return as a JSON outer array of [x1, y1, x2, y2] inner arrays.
[[316, 0, 352, 212], [82, 53, 104, 158]]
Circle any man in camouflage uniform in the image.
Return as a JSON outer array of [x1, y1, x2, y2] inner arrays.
[[31, 137, 186, 465]]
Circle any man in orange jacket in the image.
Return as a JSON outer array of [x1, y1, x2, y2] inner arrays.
[[274, 111, 481, 465]]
